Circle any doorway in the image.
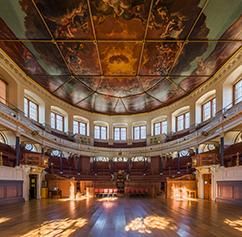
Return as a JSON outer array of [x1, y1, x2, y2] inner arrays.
[[29, 174, 37, 199], [203, 174, 211, 200]]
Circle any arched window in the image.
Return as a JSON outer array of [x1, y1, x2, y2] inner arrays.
[[24, 90, 45, 124], [25, 144, 37, 152], [73, 115, 89, 136], [0, 133, 7, 144], [50, 106, 68, 132], [233, 79, 242, 104], [172, 106, 190, 132], [0, 79, 7, 104], [94, 121, 109, 140], [132, 121, 147, 140], [51, 150, 62, 157], [151, 116, 168, 136], [24, 97, 39, 121]]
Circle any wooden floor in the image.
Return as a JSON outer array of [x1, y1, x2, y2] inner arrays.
[[0, 197, 241, 237]]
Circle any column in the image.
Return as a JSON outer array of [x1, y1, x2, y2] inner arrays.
[[219, 136, 224, 166], [45, 104, 51, 128], [15, 136, 21, 166]]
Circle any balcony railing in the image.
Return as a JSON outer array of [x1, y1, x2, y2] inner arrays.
[[192, 151, 219, 167]]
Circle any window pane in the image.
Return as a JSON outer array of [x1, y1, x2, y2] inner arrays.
[[134, 126, 139, 140], [114, 128, 120, 141], [120, 128, 126, 140], [203, 101, 211, 121], [51, 112, 55, 129], [162, 121, 168, 134], [140, 126, 146, 139], [73, 120, 79, 134], [235, 80, 242, 104], [177, 115, 184, 131], [94, 126, 100, 139], [24, 97, 28, 117], [101, 126, 107, 140], [29, 101, 38, 121], [185, 112, 190, 129], [56, 114, 63, 131], [154, 122, 161, 135], [79, 122, 86, 135]]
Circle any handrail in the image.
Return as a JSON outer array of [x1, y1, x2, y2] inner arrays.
[[0, 96, 241, 155]]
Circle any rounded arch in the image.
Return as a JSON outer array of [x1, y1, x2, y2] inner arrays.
[[51, 106, 68, 132], [151, 115, 167, 136], [94, 120, 109, 139], [171, 106, 190, 132], [195, 90, 216, 125], [73, 115, 90, 136]]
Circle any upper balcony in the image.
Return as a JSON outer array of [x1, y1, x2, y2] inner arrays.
[[0, 100, 241, 157]]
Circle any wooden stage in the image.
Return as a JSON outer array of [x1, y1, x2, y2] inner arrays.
[[0, 198, 241, 237]]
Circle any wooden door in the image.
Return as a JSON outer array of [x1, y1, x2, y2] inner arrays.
[[203, 174, 211, 200]]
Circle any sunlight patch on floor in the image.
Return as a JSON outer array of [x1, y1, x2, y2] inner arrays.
[[0, 217, 10, 224], [22, 217, 87, 237], [224, 218, 242, 232], [125, 215, 177, 234]]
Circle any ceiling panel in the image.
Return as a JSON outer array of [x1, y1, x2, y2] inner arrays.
[[75, 76, 101, 91], [90, 0, 152, 40], [98, 42, 142, 76], [146, 78, 185, 103], [0, 0, 51, 40], [54, 78, 93, 104], [122, 93, 161, 113], [58, 42, 101, 75], [140, 42, 182, 75], [139, 76, 163, 91], [34, 0, 94, 39], [171, 41, 242, 76], [92, 93, 119, 114], [189, 0, 242, 40], [0, 0, 241, 114], [97, 77, 143, 97], [31, 75, 72, 92], [171, 76, 210, 92], [146, 0, 206, 40]]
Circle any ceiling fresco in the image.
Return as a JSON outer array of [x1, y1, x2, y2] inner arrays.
[[0, 0, 241, 114]]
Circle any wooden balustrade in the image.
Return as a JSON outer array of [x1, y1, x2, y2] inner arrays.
[[22, 152, 48, 168], [192, 151, 219, 167]]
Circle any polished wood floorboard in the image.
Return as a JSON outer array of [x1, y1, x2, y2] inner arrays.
[[0, 198, 241, 237]]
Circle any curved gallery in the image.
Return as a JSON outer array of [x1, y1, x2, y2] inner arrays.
[[0, 1, 242, 237]]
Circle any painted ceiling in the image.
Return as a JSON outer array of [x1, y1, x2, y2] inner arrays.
[[0, 0, 241, 114]]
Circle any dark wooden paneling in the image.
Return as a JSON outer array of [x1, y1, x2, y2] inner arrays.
[[0, 180, 24, 205], [217, 181, 242, 203]]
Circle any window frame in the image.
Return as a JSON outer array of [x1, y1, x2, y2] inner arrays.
[[113, 127, 127, 141], [233, 79, 242, 105], [133, 125, 146, 140], [73, 120, 87, 136], [175, 112, 190, 132], [201, 97, 216, 122], [94, 125, 107, 140], [0, 79, 7, 104], [153, 120, 168, 136], [24, 97, 39, 122], [51, 111, 64, 132]]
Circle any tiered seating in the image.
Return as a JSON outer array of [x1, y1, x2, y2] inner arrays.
[[94, 188, 118, 197]]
